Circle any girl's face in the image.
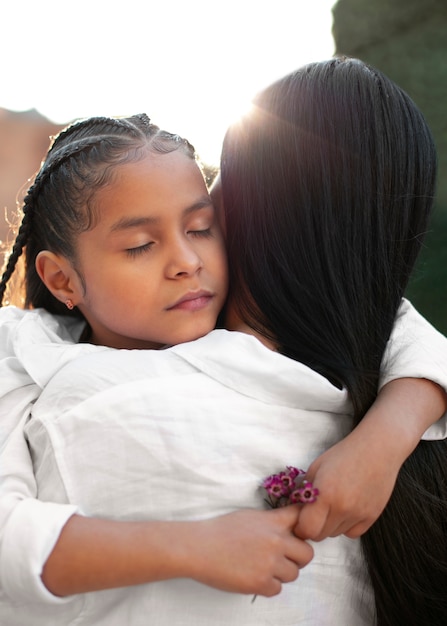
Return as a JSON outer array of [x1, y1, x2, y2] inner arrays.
[[73, 150, 228, 350]]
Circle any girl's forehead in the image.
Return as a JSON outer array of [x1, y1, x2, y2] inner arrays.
[[114, 147, 198, 174], [95, 150, 204, 196], [90, 150, 210, 225]]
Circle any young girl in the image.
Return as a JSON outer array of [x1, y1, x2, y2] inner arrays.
[[0, 112, 446, 621]]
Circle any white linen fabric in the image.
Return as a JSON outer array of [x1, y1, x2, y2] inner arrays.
[[22, 330, 373, 626], [0, 299, 446, 625], [0, 307, 99, 608], [0, 306, 87, 448]]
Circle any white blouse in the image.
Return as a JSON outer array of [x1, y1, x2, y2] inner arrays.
[[0, 300, 446, 625]]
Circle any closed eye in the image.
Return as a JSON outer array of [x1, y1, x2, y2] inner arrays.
[[188, 228, 213, 238], [125, 242, 154, 257]]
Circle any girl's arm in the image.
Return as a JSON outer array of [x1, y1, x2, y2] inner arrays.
[[2, 300, 446, 599], [1, 418, 312, 602], [296, 299, 447, 541], [42, 507, 312, 598]]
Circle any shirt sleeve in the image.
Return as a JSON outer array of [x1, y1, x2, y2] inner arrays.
[[0, 306, 86, 449], [0, 308, 89, 605], [380, 298, 447, 440], [0, 414, 79, 604]]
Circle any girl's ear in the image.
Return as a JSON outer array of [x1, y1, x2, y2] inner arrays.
[[35, 251, 83, 306]]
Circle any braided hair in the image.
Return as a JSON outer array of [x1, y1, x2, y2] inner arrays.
[[0, 114, 195, 314]]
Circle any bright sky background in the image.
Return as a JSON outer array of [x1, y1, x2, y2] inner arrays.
[[1, 0, 336, 164]]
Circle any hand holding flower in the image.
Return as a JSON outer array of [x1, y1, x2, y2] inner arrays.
[[293, 378, 447, 542], [187, 507, 313, 597], [262, 466, 319, 508]]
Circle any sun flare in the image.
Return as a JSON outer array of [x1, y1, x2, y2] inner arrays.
[[0, 0, 336, 166]]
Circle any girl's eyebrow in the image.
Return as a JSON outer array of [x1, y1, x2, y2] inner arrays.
[[109, 196, 213, 233], [183, 197, 214, 216], [110, 215, 157, 232]]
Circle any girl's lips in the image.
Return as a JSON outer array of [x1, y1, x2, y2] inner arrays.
[[167, 291, 213, 311]]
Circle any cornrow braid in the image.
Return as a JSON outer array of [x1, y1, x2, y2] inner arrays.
[[0, 113, 196, 311], [0, 134, 127, 307], [47, 114, 150, 157], [0, 204, 32, 305]]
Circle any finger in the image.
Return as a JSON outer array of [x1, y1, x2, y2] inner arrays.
[[286, 536, 314, 568], [294, 503, 330, 540], [324, 519, 370, 540], [326, 521, 352, 539], [344, 520, 372, 539], [261, 578, 283, 598], [298, 512, 357, 542], [312, 518, 356, 541], [271, 503, 301, 528], [272, 558, 300, 586]]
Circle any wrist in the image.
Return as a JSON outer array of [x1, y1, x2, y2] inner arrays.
[[350, 406, 414, 471], [141, 520, 201, 582], [379, 378, 446, 441]]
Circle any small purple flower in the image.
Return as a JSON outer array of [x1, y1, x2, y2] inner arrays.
[[285, 466, 305, 480], [262, 475, 278, 489], [260, 466, 319, 507], [269, 482, 285, 498], [289, 489, 302, 504], [263, 475, 286, 498], [278, 471, 294, 490], [295, 482, 319, 504]]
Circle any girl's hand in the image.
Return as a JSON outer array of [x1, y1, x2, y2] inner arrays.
[[42, 507, 313, 598], [186, 506, 313, 596], [294, 378, 447, 541], [293, 434, 397, 541]]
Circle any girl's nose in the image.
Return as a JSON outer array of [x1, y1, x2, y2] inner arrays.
[[165, 238, 203, 278]]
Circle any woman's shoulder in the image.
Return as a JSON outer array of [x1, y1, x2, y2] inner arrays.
[[0, 306, 89, 390], [0, 306, 31, 358], [0, 306, 85, 349], [0, 304, 29, 325]]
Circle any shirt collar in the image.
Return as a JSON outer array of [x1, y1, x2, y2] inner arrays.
[[12, 309, 100, 388], [171, 330, 351, 413]]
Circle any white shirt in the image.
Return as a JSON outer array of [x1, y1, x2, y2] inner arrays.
[[0, 300, 447, 625], [20, 331, 373, 625], [0, 307, 101, 610]]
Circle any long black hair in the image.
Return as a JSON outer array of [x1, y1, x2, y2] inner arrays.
[[0, 114, 195, 314], [221, 57, 447, 624]]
